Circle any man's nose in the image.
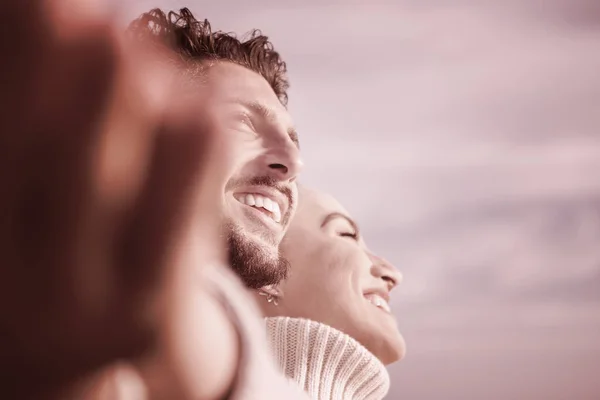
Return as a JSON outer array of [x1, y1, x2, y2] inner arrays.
[[262, 138, 303, 182]]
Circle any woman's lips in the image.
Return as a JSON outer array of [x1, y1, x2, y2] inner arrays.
[[363, 293, 391, 313]]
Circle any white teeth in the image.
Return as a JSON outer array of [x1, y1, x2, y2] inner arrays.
[[364, 294, 391, 313], [272, 203, 281, 223], [255, 196, 264, 208], [237, 193, 282, 224], [263, 198, 274, 212]]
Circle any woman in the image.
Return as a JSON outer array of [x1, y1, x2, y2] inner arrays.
[[254, 186, 406, 400]]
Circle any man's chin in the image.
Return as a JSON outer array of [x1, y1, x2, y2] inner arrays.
[[241, 223, 281, 249], [230, 202, 284, 243], [226, 226, 289, 289]]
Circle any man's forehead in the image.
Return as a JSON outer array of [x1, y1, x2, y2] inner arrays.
[[203, 63, 277, 100], [204, 62, 260, 82], [200, 62, 292, 119]]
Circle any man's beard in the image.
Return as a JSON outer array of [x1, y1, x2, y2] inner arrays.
[[226, 224, 290, 289]]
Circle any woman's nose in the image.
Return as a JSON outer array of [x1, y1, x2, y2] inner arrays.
[[369, 253, 402, 291]]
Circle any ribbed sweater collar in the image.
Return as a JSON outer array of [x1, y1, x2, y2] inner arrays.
[[265, 317, 390, 400]]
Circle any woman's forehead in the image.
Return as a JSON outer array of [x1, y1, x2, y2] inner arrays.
[[297, 186, 350, 219]]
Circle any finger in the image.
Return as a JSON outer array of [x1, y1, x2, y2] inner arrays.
[[19, 37, 185, 378], [0, 40, 125, 400], [0, 12, 133, 396], [0, 6, 118, 326], [114, 108, 217, 306]]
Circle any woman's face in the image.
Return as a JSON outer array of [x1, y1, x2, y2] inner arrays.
[[270, 187, 405, 365]]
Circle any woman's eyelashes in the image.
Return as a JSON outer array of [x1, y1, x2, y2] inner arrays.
[[338, 231, 358, 241]]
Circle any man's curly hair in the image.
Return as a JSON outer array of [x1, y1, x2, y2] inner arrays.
[[128, 7, 289, 106]]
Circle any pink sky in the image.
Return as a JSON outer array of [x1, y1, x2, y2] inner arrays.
[[120, 1, 600, 398]]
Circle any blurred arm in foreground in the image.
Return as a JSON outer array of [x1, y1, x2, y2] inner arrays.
[[0, 1, 239, 398]]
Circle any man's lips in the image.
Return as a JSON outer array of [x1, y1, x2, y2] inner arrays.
[[235, 192, 282, 223], [232, 185, 291, 226]]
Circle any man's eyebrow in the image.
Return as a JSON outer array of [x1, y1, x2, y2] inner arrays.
[[320, 212, 360, 234], [242, 99, 273, 119], [229, 98, 300, 148]]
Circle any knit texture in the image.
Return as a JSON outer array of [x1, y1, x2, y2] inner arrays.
[[265, 317, 390, 400], [204, 267, 311, 400]]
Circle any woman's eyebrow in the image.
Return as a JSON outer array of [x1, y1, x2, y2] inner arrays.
[[320, 212, 360, 234]]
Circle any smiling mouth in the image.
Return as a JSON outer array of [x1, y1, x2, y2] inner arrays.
[[364, 293, 392, 314], [235, 193, 282, 223]]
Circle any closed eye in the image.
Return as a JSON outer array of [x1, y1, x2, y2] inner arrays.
[[235, 112, 256, 131], [339, 231, 358, 241]]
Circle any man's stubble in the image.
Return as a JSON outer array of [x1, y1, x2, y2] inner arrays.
[[225, 221, 290, 289]]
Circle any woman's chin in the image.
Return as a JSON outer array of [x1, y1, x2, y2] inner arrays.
[[375, 330, 406, 365]]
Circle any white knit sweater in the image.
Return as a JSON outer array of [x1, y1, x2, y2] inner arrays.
[[265, 317, 390, 400]]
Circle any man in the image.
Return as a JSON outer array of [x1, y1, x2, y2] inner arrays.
[[129, 8, 302, 289], [121, 9, 309, 399], [1, 2, 309, 399]]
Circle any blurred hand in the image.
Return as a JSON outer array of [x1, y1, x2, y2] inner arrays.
[[0, 0, 227, 397]]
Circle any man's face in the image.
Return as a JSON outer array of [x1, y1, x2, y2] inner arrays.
[[198, 62, 302, 288]]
